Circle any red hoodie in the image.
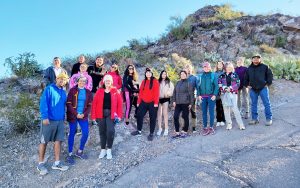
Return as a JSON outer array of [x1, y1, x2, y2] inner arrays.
[[91, 87, 123, 119], [137, 79, 159, 105]]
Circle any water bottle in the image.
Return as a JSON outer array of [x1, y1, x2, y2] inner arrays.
[[114, 113, 120, 124]]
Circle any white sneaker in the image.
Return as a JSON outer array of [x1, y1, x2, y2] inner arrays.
[[163, 129, 169, 136], [156, 128, 162, 136], [239, 125, 246, 130], [106, 149, 112, 160], [216, 122, 220, 127], [220, 122, 225, 126], [98, 149, 106, 159], [226, 123, 232, 130]]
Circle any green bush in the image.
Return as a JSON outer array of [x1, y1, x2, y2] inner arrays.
[[275, 36, 287, 47], [203, 4, 244, 22], [6, 93, 40, 133], [166, 15, 194, 40], [4, 52, 42, 78], [264, 26, 277, 35], [110, 46, 137, 63]]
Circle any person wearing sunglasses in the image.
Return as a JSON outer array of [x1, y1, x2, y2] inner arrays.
[[100, 64, 122, 90]]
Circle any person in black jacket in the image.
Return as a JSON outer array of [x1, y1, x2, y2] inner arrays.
[[71, 55, 85, 76], [87, 56, 106, 93], [244, 54, 273, 126]]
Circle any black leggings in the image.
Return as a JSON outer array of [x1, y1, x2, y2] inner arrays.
[[174, 104, 190, 132], [97, 109, 115, 149], [137, 101, 158, 134], [216, 98, 225, 122]]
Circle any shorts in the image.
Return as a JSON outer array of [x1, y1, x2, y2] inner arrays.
[[40, 120, 65, 144]]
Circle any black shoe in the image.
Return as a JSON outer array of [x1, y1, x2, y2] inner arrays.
[[147, 134, 154, 141], [131, 130, 141, 136]]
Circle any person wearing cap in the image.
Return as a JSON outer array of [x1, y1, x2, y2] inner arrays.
[[196, 61, 219, 136], [71, 55, 86, 76], [37, 72, 69, 175], [43, 57, 68, 86], [70, 63, 93, 91], [66, 75, 93, 164], [131, 68, 160, 141], [214, 60, 226, 127], [218, 62, 245, 130], [171, 70, 194, 138], [91, 75, 123, 159], [87, 56, 107, 93], [245, 54, 273, 126], [184, 65, 198, 133], [235, 57, 250, 119]]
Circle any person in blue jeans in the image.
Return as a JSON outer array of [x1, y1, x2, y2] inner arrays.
[[196, 61, 219, 136], [66, 76, 93, 164], [244, 54, 273, 126]]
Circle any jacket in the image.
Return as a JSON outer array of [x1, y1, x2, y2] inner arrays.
[[123, 75, 138, 93], [218, 72, 240, 94], [40, 83, 67, 121], [69, 72, 93, 91], [171, 79, 194, 105], [244, 63, 273, 91], [159, 80, 174, 99], [235, 66, 247, 89], [91, 88, 123, 119], [196, 72, 219, 97], [66, 86, 93, 123], [87, 63, 105, 93], [137, 78, 160, 105], [101, 72, 122, 90], [43, 66, 68, 86]]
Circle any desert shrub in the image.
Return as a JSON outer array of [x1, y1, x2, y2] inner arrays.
[[4, 52, 42, 78], [6, 93, 40, 133], [204, 4, 244, 22], [136, 53, 156, 66], [275, 35, 287, 47], [264, 26, 277, 35], [111, 46, 137, 63], [166, 15, 194, 40], [260, 44, 277, 54]]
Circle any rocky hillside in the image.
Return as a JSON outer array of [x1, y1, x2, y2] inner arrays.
[[142, 5, 300, 61]]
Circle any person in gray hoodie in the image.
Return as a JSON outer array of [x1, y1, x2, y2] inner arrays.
[[171, 70, 194, 138]]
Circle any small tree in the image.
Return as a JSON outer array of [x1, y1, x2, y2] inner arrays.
[[4, 52, 42, 78]]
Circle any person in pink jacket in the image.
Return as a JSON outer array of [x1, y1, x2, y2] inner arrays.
[[69, 63, 93, 91], [100, 64, 122, 90]]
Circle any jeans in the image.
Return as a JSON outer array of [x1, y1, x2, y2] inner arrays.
[[201, 97, 216, 128], [250, 87, 272, 121]]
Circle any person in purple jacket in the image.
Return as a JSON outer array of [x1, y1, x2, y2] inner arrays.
[[235, 57, 249, 119], [66, 76, 93, 164]]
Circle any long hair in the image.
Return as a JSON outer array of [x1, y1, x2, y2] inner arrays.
[[215, 60, 225, 72], [158, 70, 170, 84], [111, 63, 120, 75], [124, 64, 138, 81], [143, 68, 154, 90]]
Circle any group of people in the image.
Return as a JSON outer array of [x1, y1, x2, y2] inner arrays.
[[37, 53, 273, 175]]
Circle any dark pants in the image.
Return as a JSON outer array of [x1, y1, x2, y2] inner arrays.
[[97, 109, 115, 149], [137, 101, 158, 134], [216, 98, 225, 122], [174, 104, 190, 132]]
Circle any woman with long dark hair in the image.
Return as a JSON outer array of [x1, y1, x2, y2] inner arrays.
[[157, 70, 174, 136], [131, 68, 159, 141], [214, 60, 226, 127], [123, 64, 139, 126]]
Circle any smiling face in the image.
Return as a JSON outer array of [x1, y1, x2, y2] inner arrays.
[[56, 77, 68, 87], [111, 64, 118, 72], [104, 79, 112, 88], [252, 57, 261, 66], [217, 62, 224, 70], [95, 57, 104, 67], [203, 66, 211, 73], [77, 77, 87, 88], [78, 56, 85, 64], [53, 58, 61, 68], [236, 57, 244, 67], [146, 71, 152, 79], [161, 71, 167, 80], [180, 71, 187, 79], [128, 66, 134, 74], [79, 64, 88, 73]]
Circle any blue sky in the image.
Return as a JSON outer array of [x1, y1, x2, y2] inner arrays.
[[0, 0, 299, 77]]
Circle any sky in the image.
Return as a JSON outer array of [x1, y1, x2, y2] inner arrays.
[[0, 0, 299, 77]]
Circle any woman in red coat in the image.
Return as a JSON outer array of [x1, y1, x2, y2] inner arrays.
[[91, 75, 123, 160]]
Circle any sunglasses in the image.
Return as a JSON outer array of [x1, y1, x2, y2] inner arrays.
[[128, 67, 134, 70], [111, 66, 117, 69]]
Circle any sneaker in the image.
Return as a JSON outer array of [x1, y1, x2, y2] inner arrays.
[[37, 163, 48, 175], [180, 132, 188, 138], [216, 122, 221, 127], [265, 120, 273, 126], [99, 149, 107, 159], [75, 150, 88, 159], [163, 129, 169, 136], [192, 127, 197, 133], [209, 127, 215, 135], [156, 128, 162, 136], [171, 133, 181, 139], [147, 134, 154, 141], [220, 122, 225, 126], [106, 149, 112, 160], [66, 155, 75, 165], [239, 125, 246, 130], [201, 128, 210, 136], [51, 162, 69, 171], [76, 129, 82, 136], [249, 119, 259, 125], [131, 130, 142, 136], [226, 123, 232, 130], [244, 112, 250, 119]]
